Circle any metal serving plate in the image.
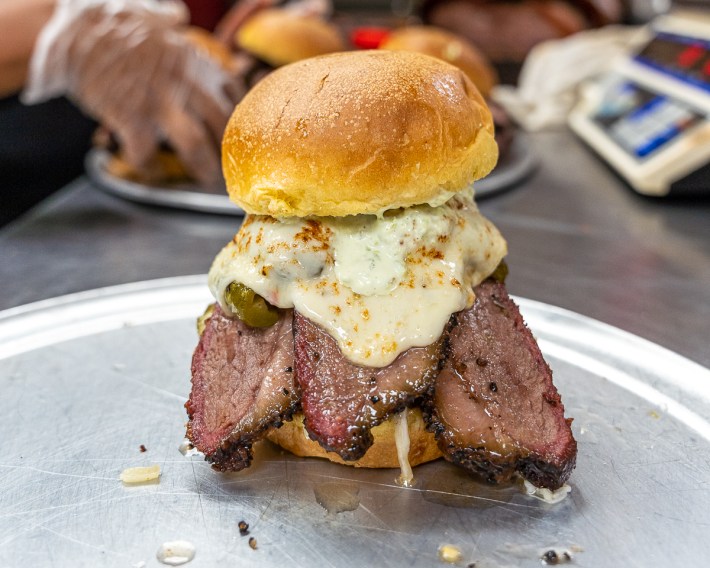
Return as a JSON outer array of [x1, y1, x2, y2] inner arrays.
[[84, 150, 244, 216], [85, 135, 534, 215], [1, 276, 708, 567]]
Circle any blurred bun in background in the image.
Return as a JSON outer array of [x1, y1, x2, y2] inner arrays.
[[236, 7, 346, 67], [378, 23, 514, 157], [380, 25, 498, 98]]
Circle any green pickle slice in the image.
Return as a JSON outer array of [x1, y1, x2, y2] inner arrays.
[[225, 282, 279, 328], [490, 259, 508, 283]]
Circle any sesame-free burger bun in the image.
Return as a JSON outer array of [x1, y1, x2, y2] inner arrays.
[[222, 50, 497, 217], [267, 409, 442, 468], [236, 8, 346, 67], [380, 25, 499, 99]]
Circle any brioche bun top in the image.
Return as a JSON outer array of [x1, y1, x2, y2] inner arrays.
[[222, 50, 497, 217], [236, 8, 346, 67], [380, 25, 498, 99]]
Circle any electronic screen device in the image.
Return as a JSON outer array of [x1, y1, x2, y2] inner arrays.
[[569, 10, 710, 196]]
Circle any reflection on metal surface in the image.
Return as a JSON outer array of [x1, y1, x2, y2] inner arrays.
[[1, 276, 709, 567], [85, 134, 535, 215], [313, 482, 361, 516]]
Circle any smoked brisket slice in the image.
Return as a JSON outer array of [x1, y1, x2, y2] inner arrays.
[[424, 280, 577, 490], [185, 305, 298, 471], [294, 312, 445, 461]]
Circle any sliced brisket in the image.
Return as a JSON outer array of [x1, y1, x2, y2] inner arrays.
[[424, 280, 577, 489], [293, 312, 445, 461], [185, 304, 298, 471]]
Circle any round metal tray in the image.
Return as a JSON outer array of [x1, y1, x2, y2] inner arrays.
[[85, 135, 535, 215], [1, 276, 708, 567], [84, 150, 243, 216]]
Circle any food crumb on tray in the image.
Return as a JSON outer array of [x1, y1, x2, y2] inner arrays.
[[438, 544, 463, 564], [120, 464, 161, 484]]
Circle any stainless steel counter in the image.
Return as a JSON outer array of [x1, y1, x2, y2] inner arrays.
[[2, 129, 710, 568], [2, 130, 709, 368]]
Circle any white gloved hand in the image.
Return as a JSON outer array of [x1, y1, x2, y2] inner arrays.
[[23, 0, 243, 186]]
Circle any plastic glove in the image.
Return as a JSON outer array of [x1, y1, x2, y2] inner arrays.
[[23, 0, 243, 186]]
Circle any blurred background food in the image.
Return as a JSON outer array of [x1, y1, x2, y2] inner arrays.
[[378, 25, 515, 158], [235, 7, 346, 68], [89, 0, 709, 201], [379, 25, 498, 97], [3, 0, 705, 227]]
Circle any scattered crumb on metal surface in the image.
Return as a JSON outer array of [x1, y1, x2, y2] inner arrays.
[[541, 549, 573, 565], [156, 540, 195, 565], [438, 544, 463, 564], [120, 464, 160, 484], [178, 439, 201, 457], [249, 537, 258, 550], [523, 479, 571, 504], [139, 444, 147, 453], [238, 520, 250, 536]]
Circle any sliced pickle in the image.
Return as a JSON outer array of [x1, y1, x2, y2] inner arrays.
[[225, 282, 279, 328], [196, 303, 215, 336], [490, 259, 509, 283]]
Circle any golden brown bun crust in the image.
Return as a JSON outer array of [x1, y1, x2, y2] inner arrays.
[[223, 50, 497, 217], [380, 26, 498, 99], [236, 8, 346, 67], [267, 409, 442, 468]]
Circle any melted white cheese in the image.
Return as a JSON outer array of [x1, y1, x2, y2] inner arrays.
[[522, 479, 572, 504], [208, 191, 507, 367], [394, 409, 414, 488]]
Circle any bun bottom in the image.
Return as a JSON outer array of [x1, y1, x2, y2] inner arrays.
[[267, 408, 442, 468]]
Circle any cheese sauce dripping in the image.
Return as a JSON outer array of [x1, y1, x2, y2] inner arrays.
[[209, 191, 507, 367], [394, 409, 414, 487]]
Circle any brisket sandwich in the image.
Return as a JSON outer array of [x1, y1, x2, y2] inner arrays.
[[185, 50, 577, 490]]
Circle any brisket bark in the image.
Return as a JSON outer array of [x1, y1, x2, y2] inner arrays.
[[293, 312, 445, 461], [186, 281, 577, 488], [185, 304, 298, 471], [424, 280, 577, 489]]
